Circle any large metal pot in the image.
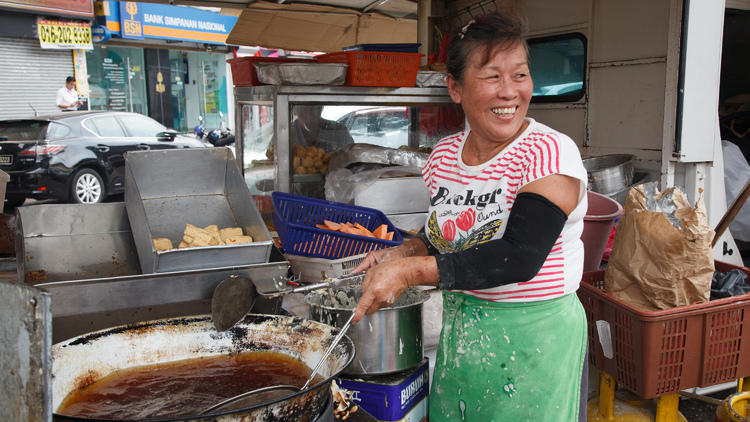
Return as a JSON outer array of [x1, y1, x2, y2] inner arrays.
[[583, 154, 635, 195], [52, 314, 354, 422], [305, 286, 430, 375]]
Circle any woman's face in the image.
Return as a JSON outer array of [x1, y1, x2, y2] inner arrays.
[[447, 42, 533, 148]]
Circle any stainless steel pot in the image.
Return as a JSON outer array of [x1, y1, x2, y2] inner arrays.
[[583, 154, 635, 195], [51, 314, 354, 422], [305, 286, 430, 375]]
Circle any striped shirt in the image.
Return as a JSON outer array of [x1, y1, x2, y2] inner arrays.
[[422, 118, 588, 302]]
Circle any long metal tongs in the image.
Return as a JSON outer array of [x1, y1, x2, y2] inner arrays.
[[260, 272, 365, 298], [210, 272, 364, 331]]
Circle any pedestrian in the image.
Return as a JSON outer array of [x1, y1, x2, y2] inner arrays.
[[352, 11, 589, 421], [56, 76, 82, 111]]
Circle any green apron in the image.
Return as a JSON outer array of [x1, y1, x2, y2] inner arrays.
[[430, 291, 587, 422]]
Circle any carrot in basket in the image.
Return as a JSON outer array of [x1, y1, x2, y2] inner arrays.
[[323, 220, 341, 230], [373, 224, 388, 240]]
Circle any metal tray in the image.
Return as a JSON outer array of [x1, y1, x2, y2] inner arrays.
[[254, 62, 347, 85], [15, 202, 141, 283], [125, 147, 273, 273]]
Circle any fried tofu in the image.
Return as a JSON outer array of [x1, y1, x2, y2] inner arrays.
[[219, 227, 244, 243], [224, 234, 253, 244], [152, 238, 173, 251]]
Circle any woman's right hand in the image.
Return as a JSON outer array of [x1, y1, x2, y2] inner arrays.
[[352, 238, 427, 274]]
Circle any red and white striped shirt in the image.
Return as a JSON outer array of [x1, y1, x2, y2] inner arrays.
[[422, 118, 588, 302]]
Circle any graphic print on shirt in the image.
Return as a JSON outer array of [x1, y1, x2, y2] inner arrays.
[[427, 211, 502, 252]]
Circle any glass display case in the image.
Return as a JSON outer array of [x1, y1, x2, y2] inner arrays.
[[233, 85, 464, 226]]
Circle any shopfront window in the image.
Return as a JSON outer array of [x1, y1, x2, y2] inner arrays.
[[86, 45, 148, 114], [187, 52, 229, 131], [169, 51, 188, 132]]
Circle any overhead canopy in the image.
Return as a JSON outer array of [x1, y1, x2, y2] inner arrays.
[[225, 2, 417, 52], [138, 0, 418, 52]]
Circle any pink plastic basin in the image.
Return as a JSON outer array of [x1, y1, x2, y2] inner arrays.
[[581, 191, 623, 271]]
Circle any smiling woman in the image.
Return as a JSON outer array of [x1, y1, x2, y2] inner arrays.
[[350, 11, 590, 422]]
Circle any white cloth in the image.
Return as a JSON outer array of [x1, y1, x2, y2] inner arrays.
[[422, 118, 588, 302], [56, 87, 78, 111]]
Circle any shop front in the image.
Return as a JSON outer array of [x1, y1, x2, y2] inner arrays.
[[90, 1, 237, 132], [0, 2, 94, 120]]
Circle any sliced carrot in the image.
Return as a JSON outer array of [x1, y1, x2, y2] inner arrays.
[[323, 219, 342, 231], [385, 231, 394, 241], [340, 226, 359, 235], [373, 224, 388, 239], [357, 228, 375, 238], [353, 223, 375, 238]]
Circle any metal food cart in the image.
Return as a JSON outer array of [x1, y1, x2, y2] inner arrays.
[[232, 85, 462, 198]]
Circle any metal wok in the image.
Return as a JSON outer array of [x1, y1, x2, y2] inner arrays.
[[52, 314, 355, 422]]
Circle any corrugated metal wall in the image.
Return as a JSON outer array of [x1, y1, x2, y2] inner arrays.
[[0, 37, 73, 119]]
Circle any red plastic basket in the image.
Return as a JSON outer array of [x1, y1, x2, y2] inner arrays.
[[315, 51, 422, 87], [578, 261, 750, 399], [227, 57, 311, 86]]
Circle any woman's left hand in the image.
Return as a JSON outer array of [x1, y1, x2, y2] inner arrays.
[[352, 256, 438, 324]]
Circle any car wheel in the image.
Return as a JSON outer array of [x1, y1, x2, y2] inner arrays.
[[4, 196, 25, 211], [71, 168, 105, 204]]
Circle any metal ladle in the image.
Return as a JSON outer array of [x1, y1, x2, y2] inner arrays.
[[210, 273, 363, 332], [200, 312, 355, 415]]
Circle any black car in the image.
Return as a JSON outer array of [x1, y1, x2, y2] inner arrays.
[[0, 111, 208, 207]]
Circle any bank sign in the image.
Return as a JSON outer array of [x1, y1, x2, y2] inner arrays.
[[95, 1, 237, 44]]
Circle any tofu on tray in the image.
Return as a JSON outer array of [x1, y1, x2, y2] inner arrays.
[[152, 223, 253, 251]]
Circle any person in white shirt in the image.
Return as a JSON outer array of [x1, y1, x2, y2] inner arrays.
[[56, 76, 82, 111]]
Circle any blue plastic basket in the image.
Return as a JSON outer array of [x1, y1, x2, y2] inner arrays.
[[272, 192, 403, 259]]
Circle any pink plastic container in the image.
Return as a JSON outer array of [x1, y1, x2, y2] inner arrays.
[[581, 191, 623, 271]]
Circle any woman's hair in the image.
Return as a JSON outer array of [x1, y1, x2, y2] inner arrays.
[[446, 12, 528, 81]]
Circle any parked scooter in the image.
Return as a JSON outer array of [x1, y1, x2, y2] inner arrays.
[[206, 112, 235, 147], [194, 115, 207, 140]]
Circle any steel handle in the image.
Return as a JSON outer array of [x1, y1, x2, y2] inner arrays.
[[301, 312, 354, 391]]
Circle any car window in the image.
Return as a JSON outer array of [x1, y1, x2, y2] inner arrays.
[[379, 112, 408, 132], [47, 122, 71, 139], [117, 114, 166, 137], [0, 121, 49, 140], [85, 116, 127, 137]]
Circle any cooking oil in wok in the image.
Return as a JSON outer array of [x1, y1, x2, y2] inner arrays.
[[57, 350, 323, 419]]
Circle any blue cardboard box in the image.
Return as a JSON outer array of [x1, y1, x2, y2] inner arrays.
[[336, 359, 429, 422]]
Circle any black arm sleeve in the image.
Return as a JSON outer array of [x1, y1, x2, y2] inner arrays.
[[436, 192, 568, 291]]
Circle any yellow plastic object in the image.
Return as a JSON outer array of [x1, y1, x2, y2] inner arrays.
[[716, 391, 750, 422], [589, 371, 687, 422]]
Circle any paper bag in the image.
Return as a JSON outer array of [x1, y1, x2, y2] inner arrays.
[[604, 182, 715, 310]]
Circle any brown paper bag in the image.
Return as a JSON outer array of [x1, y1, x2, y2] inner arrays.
[[603, 183, 715, 310]]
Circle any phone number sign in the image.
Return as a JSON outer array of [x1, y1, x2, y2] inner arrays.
[[38, 19, 93, 50]]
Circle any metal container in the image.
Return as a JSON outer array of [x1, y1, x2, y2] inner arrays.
[[415, 71, 447, 87], [582, 154, 635, 195], [125, 147, 273, 273], [51, 314, 355, 421], [305, 286, 430, 375], [354, 176, 430, 214], [254, 62, 348, 86], [38, 260, 290, 343], [15, 203, 141, 283]]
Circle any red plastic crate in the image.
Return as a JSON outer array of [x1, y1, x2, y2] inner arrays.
[[315, 51, 422, 87], [227, 57, 311, 86], [578, 261, 750, 399]]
